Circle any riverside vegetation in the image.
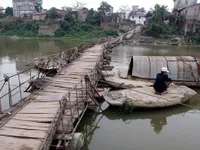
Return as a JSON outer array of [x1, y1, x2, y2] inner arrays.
[[0, 1, 119, 39], [145, 4, 200, 44]]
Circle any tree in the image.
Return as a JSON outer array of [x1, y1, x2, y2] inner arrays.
[[71, 0, 86, 11], [35, 2, 42, 12], [47, 8, 58, 19], [145, 11, 153, 18], [86, 9, 101, 26], [62, 6, 73, 13], [118, 5, 131, 14], [98, 1, 112, 17], [5, 7, 13, 17], [152, 4, 168, 22]]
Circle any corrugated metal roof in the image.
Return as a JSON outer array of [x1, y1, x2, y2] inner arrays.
[[130, 56, 199, 82], [131, 56, 150, 78]]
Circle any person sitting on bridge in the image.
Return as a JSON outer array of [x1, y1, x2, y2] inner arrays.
[[153, 67, 172, 94]]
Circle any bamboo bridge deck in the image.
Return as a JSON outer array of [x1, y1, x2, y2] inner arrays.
[[0, 43, 107, 150]]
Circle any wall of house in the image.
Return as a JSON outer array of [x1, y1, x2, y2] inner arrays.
[[13, 0, 35, 17], [180, 4, 200, 35], [174, 0, 197, 9], [129, 16, 146, 25], [78, 9, 88, 22], [32, 14, 46, 20], [38, 24, 60, 36]]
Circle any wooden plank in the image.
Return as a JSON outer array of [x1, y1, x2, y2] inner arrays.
[[0, 127, 46, 139], [53, 79, 81, 83], [15, 113, 56, 118], [43, 89, 68, 94], [33, 95, 63, 101], [0, 136, 41, 150], [24, 101, 59, 107], [37, 92, 66, 97], [5, 122, 49, 131], [24, 104, 59, 109], [45, 85, 71, 91], [13, 117, 53, 122], [47, 84, 76, 89], [18, 107, 59, 114]]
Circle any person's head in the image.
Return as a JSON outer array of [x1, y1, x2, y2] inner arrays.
[[161, 67, 169, 75]]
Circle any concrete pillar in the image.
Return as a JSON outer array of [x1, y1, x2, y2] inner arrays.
[[184, 21, 188, 36], [193, 22, 196, 33]]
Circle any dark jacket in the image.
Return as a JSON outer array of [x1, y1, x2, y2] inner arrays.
[[153, 73, 172, 93]]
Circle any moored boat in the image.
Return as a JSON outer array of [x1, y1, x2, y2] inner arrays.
[[103, 84, 197, 108]]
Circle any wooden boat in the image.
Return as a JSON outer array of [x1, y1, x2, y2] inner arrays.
[[27, 59, 58, 77], [103, 84, 197, 108]]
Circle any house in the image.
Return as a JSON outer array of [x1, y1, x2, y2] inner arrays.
[[174, 0, 197, 10], [100, 13, 120, 30], [13, 0, 43, 17], [0, 6, 5, 14], [129, 6, 146, 25], [100, 13, 135, 31], [78, 8, 89, 22], [178, 3, 200, 35], [38, 24, 60, 36], [118, 12, 129, 21], [32, 12, 46, 20], [48, 7, 64, 19]]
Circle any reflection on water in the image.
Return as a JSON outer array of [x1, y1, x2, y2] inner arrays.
[[77, 44, 200, 150], [0, 38, 82, 111]]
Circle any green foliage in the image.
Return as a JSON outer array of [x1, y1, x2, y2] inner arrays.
[[55, 20, 118, 39], [98, 1, 112, 17], [145, 11, 153, 18], [0, 13, 5, 18], [146, 22, 183, 37], [191, 35, 200, 44], [0, 20, 39, 37], [35, 2, 42, 12], [152, 4, 168, 22], [86, 9, 101, 26], [145, 4, 183, 37], [5, 7, 13, 16], [47, 8, 59, 19]]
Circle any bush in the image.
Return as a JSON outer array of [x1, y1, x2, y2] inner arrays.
[[192, 35, 200, 44], [146, 22, 184, 37], [0, 20, 39, 37]]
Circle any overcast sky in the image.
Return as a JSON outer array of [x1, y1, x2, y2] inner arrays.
[[1, 0, 200, 11]]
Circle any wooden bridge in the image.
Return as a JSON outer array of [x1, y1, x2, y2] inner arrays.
[[0, 38, 120, 150]]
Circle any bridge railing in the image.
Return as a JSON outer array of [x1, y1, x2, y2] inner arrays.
[[0, 67, 38, 113], [0, 41, 99, 115]]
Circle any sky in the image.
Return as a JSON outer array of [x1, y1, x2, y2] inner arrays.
[[0, 0, 200, 12]]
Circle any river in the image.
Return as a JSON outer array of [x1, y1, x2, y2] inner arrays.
[[1, 40, 200, 150], [0, 38, 82, 111], [77, 44, 200, 150]]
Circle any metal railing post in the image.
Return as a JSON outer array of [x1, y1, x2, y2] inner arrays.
[[75, 85, 80, 117], [68, 92, 74, 126], [7, 78, 12, 108], [18, 74, 23, 100], [0, 98, 2, 114]]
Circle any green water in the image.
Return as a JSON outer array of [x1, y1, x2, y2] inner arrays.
[[0, 38, 82, 110], [1, 40, 200, 150], [77, 44, 200, 150]]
